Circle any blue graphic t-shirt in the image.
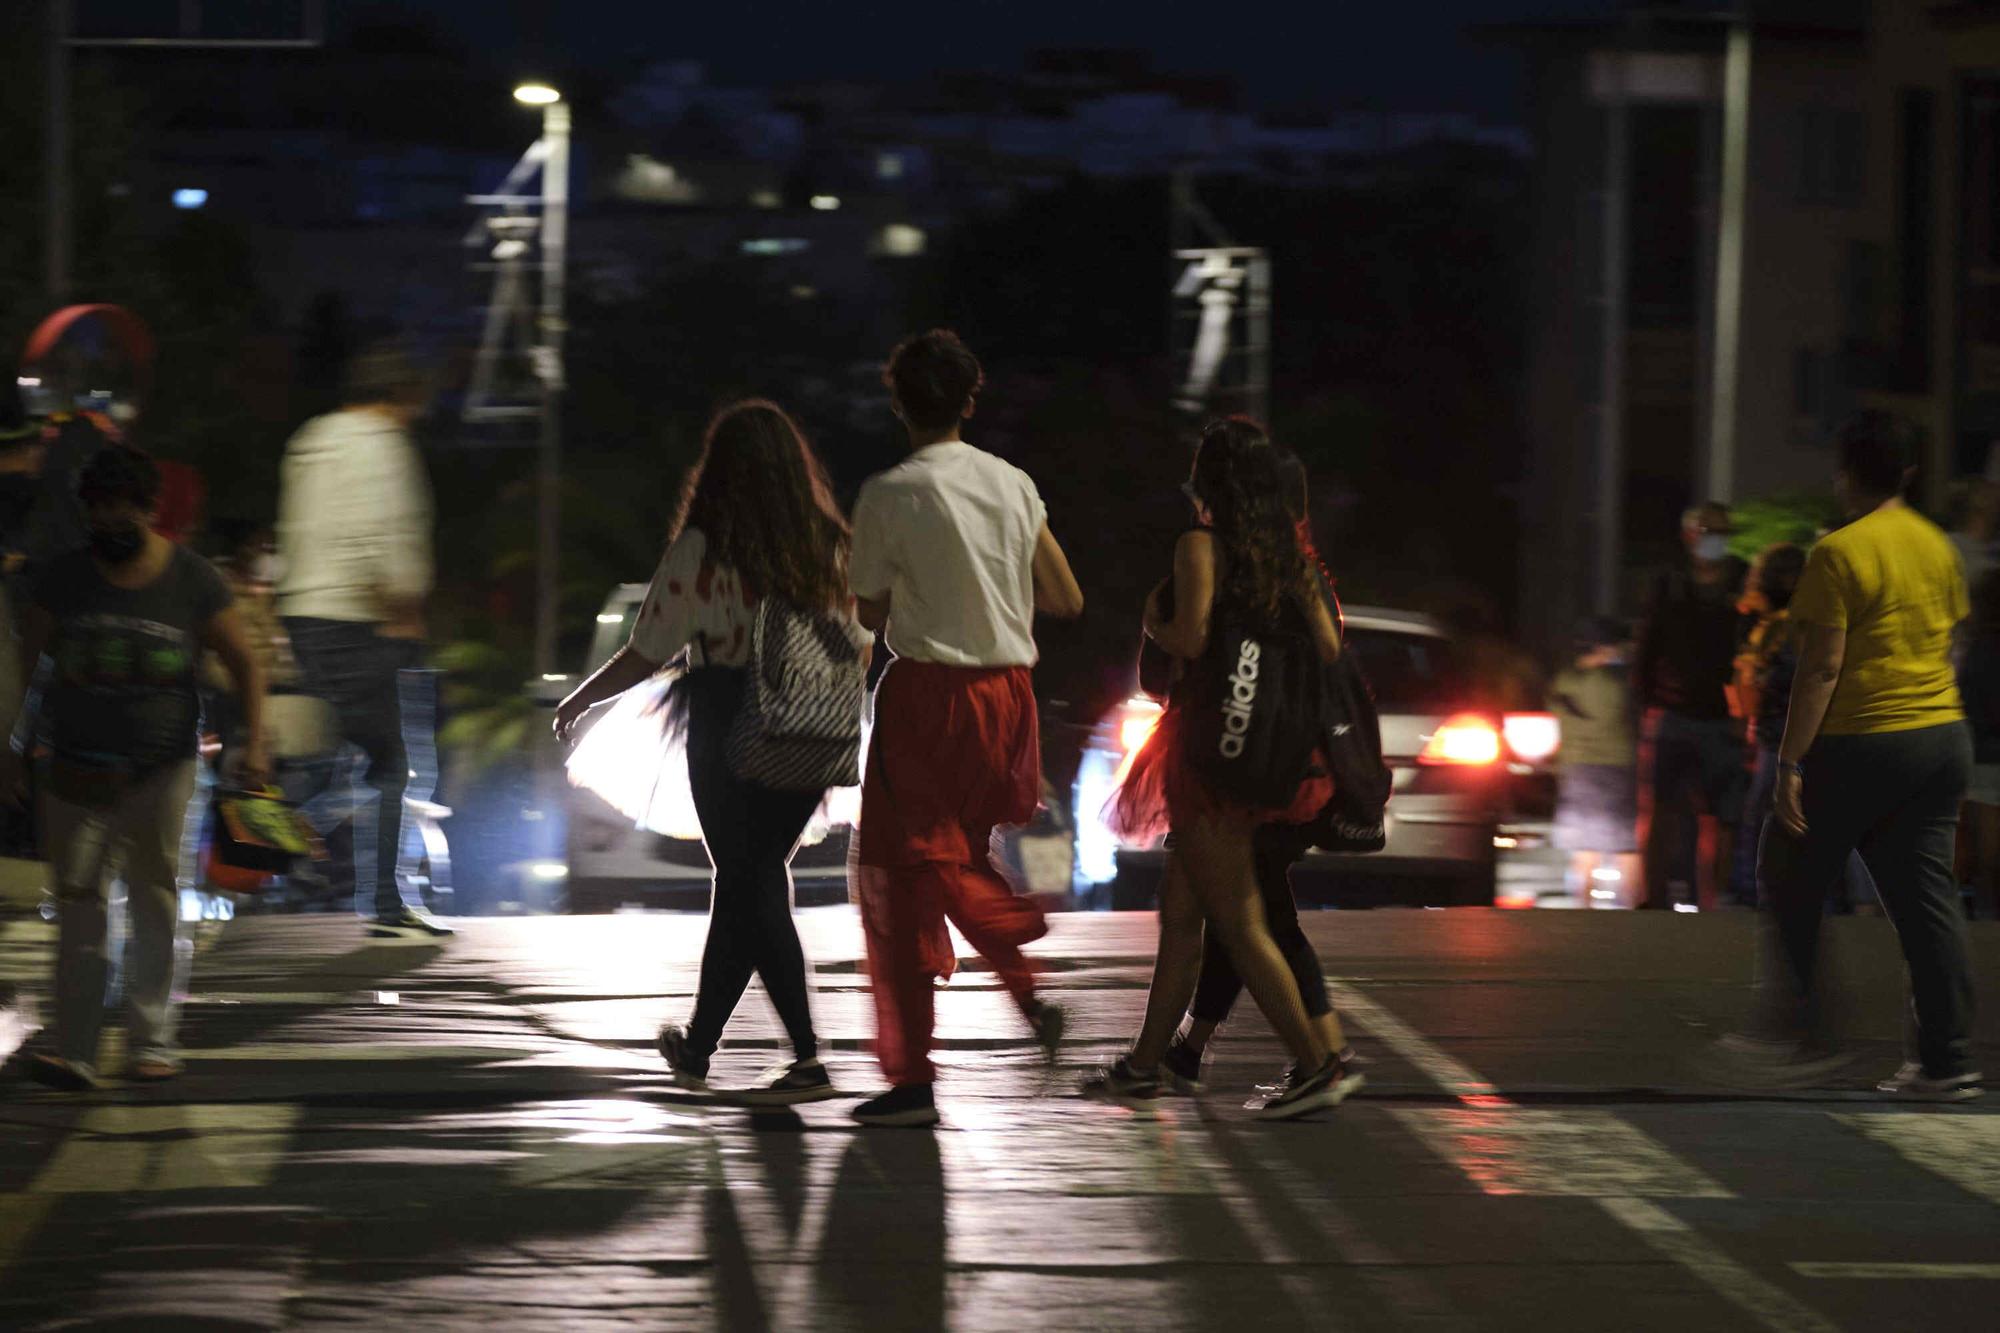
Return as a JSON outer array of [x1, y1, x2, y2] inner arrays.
[[32, 545, 232, 774]]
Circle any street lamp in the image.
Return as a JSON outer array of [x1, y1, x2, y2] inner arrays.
[[514, 81, 568, 678]]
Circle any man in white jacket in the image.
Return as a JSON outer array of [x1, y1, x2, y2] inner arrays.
[[277, 342, 449, 937]]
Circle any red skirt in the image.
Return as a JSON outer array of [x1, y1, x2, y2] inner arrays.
[[852, 659, 1041, 869], [1110, 703, 1333, 844]]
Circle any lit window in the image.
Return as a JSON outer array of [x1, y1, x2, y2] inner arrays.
[[741, 238, 811, 256], [809, 194, 841, 211], [173, 188, 208, 210], [877, 153, 905, 181]]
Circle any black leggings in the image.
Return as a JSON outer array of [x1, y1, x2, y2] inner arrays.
[[682, 669, 826, 1063], [1189, 823, 1331, 1026]]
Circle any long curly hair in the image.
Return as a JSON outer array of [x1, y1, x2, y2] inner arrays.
[[1188, 417, 1316, 628], [667, 400, 849, 612]]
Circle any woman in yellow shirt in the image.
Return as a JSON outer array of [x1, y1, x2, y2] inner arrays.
[[1765, 413, 1979, 1101]]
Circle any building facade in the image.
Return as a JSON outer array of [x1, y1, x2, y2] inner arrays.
[[1504, 1, 2000, 652]]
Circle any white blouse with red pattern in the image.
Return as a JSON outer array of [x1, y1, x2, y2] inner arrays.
[[629, 527, 760, 668]]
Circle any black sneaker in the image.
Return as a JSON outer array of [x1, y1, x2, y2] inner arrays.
[[852, 1083, 940, 1127], [1161, 1040, 1207, 1094], [1254, 1046, 1363, 1095], [1254, 1055, 1366, 1121], [1027, 999, 1067, 1063], [655, 1024, 710, 1091], [1079, 1056, 1164, 1104], [735, 1058, 844, 1106], [369, 906, 455, 939]]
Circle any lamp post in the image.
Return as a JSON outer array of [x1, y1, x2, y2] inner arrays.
[[513, 81, 569, 679]]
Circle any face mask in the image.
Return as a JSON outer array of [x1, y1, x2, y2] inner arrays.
[[1694, 533, 1730, 563], [89, 520, 146, 565]]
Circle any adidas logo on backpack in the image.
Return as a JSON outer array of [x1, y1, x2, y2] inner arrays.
[[1219, 637, 1262, 759]]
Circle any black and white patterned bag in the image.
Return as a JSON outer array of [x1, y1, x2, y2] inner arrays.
[[725, 597, 866, 790]]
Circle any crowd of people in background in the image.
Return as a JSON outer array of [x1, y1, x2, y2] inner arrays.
[[0, 320, 1984, 1108], [1548, 414, 1984, 1099]]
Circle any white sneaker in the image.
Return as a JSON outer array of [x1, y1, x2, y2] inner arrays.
[[1876, 1063, 1983, 1101]]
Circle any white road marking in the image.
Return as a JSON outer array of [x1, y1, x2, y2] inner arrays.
[[25, 1103, 303, 1193], [1832, 1113, 2000, 1206], [1389, 1107, 1732, 1198], [1602, 1197, 1842, 1333], [1791, 1262, 2000, 1280], [1329, 981, 1841, 1333]]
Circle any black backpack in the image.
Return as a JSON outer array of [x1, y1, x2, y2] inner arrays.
[[1182, 617, 1326, 809], [1305, 647, 1392, 852]]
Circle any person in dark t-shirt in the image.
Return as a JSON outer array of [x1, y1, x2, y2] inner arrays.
[[1634, 501, 1750, 910], [2, 442, 268, 1090]]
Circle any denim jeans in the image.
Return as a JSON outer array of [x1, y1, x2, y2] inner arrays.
[[41, 760, 197, 1075], [1644, 711, 1747, 908], [284, 618, 423, 920], [1760, 722, 1977, 1078]]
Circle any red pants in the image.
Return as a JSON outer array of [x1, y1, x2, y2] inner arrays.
[[856, 855, 1047, 1086], [854, 660, 1047, 1086]]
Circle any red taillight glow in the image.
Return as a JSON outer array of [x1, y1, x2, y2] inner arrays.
[[1419, 713, 1503, 766], [1502, 712, 1561, 764]]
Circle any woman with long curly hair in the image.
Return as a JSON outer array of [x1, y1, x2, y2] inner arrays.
[[1083, 417, 1363, 1119], [555, 399, 864, 1104]]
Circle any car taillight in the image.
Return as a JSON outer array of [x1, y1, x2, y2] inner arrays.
[[1502, 712, 1560, 764], [1419, 713, 1503, 766]]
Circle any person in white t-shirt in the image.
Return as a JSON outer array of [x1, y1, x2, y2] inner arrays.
[[846, 330, 1085, 1128]]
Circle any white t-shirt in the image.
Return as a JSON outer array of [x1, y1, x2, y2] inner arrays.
[[630, 528, 758, 667], [849, 441, 1046, 667]]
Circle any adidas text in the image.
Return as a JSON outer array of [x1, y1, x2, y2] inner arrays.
[[1219, 638, 1262, 759]]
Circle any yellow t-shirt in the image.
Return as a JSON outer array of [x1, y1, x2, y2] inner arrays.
[[1788, 504, 1968, 736]]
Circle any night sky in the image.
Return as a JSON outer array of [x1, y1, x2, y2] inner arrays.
[[365, 0, 1624, 119]]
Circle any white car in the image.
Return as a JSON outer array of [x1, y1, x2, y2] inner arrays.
[[1072, 606, 1559, 908]]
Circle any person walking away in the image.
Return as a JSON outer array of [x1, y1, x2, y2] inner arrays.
[[1084, 417, 1363, 1120], [1634, 502, 1750, 910], [1955, 568, 2000, 920], [1550, 617, 1640, 908], [1948, 470, 2000, 590], [1156, 451, 1358, 1096], [554, 400, 862, 1105], [276, 342, 447, 938], [3, 442, 268, 1088], [1760, 412, 1980, 1100], [847, 330, 1084, 1128]]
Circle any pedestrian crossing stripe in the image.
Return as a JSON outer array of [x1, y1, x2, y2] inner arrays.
[[21, 1104, 303, 1194], [1389, 1107, 1735, 1198], [1831, 1113, 2000, 1207]]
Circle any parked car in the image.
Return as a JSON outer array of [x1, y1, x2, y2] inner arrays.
[[1073, 606, 1559, 909]]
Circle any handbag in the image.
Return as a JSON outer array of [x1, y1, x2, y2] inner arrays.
[[725, 596, 866, 791], [213, 786, 319, 877]]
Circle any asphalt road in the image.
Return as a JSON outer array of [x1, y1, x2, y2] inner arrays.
[[0, 907, 1995, 1331]]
